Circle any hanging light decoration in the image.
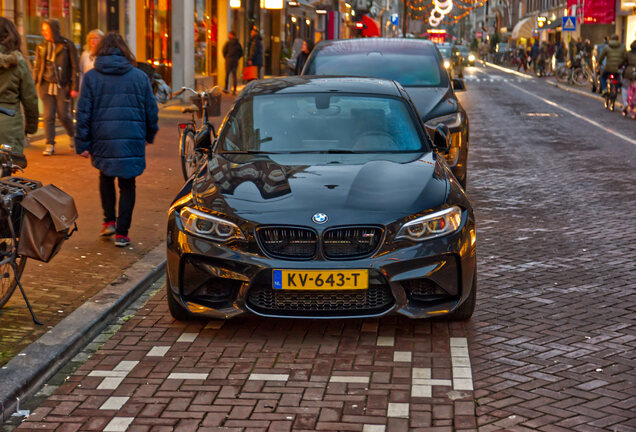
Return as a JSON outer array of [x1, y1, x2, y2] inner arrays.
[[429, 0, 453, 27]]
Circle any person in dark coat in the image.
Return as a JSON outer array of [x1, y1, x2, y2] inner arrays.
[[248, 26, 264, 79], [32, 18, 79, 156], [294, 39, 314, 75], [222, 31, 243, 94], [0, 17, 38, 154], [75, 32, 158, 247]]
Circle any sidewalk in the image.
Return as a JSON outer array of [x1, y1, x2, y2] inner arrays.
[[0, 95, 235, 368]]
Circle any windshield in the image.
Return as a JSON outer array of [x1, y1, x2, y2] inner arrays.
[[437, 46, 451, 57], [218, 94, 427, 154], [458, 47, 470, 54], [305, 51, 445, 87]]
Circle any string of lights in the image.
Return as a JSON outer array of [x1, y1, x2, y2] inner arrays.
[[406, 0, 487, 26]]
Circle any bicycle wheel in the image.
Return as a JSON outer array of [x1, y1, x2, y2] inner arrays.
[[0, 237, 26, 308], [573, 68, 589, 86], [179, 128, 198, 180]]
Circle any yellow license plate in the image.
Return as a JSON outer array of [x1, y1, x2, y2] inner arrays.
[[273, 269, 368, 290]]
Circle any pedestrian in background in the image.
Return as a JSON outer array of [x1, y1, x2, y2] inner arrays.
[[621, 40, 636, 118], [530, 40, 539, 74], [222, 31, 242, 95], [79, 29, 104, 89], [248, 26, 264, 79], [75, 32, 158, 247], [33, 18, 79, 156], [294, 39, 314, 75], [0, 17, 38, 154]]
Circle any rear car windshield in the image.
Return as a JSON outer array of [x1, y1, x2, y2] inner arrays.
[[218, 94, 426, 154], [304, 51, 446, 87]]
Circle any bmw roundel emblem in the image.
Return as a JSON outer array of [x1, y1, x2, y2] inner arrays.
[[312, 213, 328, 224]]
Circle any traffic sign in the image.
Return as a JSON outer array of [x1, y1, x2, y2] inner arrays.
[[390, 13, 399, 26], [562, 16, 576, 31]]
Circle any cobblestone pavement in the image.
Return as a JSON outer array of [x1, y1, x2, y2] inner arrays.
[[0, 96, 235, 366], [7, 68, 636, 431]]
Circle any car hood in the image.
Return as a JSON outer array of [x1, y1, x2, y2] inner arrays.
[[192, 153, 448, 226], [404, 86, 459, 122]]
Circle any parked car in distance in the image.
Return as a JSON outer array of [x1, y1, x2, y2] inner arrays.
[[166, 77, 477, 322], [302, 38, 470, 189], [437, 43, 465, 79]]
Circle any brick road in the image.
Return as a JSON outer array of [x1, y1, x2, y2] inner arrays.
[[6, 68, 636, 431], [0, 96, 235, 366]]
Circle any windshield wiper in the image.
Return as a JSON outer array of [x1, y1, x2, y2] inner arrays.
[[221, 150, 281, 154]]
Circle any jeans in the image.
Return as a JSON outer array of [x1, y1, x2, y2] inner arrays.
[[99, 173, 136, 237], [225, 65, 238, 93], [38, 83, 74, 145]]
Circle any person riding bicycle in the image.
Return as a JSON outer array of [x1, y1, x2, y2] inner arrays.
[[598, 35, 626, 95]]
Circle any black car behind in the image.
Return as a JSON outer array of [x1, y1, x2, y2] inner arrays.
[[302, 38, 470, 189]]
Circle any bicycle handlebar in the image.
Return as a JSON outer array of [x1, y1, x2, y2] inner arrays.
[[173, 86, 228, 99], [0, 107, 16, 117]]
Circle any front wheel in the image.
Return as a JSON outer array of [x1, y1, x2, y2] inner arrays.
[[555, 66, 569, 83], [0, 238, 27, 308], [179, 128, 198, 181], [573, 68, 589, 86]]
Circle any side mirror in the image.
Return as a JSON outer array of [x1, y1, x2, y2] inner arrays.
[[433, 124, 450, 152], [452, 78, 466, 91]]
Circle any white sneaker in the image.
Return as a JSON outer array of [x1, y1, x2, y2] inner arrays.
[[42, 145, 55, 156]]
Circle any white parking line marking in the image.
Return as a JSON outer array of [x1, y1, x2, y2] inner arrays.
[[113, 361, 139, 372], [97, 377, 124, 390], [90, 360, 139, 390], [99, 396, 129, 410], [89, 370, 128, 378], [103, 416, 134, 432], [506, 81, 636, 146], [450, 337, 474, 391], [167, 372, 208, 380], [176, 332, 198, 343], [393, 351, 412, 362], [329, 376, 370, 383], [363, 425, 386, 432], [248, 373, 289, 381], [387, 402, 409, 418], [376, 336, 394, 346], [146, 346, 170, 357]]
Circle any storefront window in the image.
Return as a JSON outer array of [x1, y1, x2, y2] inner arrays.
[[145, 0, 172, 83], [194, 0, 218, 77]]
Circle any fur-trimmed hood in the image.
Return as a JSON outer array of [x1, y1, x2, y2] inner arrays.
[[0, 45, 20, 69]]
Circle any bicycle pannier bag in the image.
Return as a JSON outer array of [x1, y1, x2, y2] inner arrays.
[[18, 184, 78, 262], [243, 65, 258, 82]]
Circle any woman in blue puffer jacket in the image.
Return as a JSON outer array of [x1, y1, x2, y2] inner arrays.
[[75, 32, 158, 247]]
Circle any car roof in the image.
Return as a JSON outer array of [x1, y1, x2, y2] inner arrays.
[[313, 37, 438, 54], [242, 76, 403, 97]]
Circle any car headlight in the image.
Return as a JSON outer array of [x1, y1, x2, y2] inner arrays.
[[444, 60, 451, 69], [396, 206, 462, 242], [179, 207, 245, 242], [425, 112, 462, 129], [468, 54, 475, 62]]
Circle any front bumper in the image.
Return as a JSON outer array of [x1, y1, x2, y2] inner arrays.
[[166, 211, 476, 320]]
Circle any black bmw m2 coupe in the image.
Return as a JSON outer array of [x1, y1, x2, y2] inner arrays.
[[166, 77, 477, 321]]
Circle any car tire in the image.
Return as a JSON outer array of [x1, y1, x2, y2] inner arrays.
[[448, 268, 476, 321], [167, 283, 192, 321]]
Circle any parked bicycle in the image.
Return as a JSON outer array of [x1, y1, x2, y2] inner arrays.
[[554, 54, 590, 86], [173, 86, 225, 180], [0, 108, 77, 324]]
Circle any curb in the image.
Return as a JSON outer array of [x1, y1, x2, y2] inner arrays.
[[545, 79, 624, 109], [0, 243, 166, 423]]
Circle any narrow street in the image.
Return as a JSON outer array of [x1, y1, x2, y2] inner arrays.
[[4, 67, 636, 432]]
